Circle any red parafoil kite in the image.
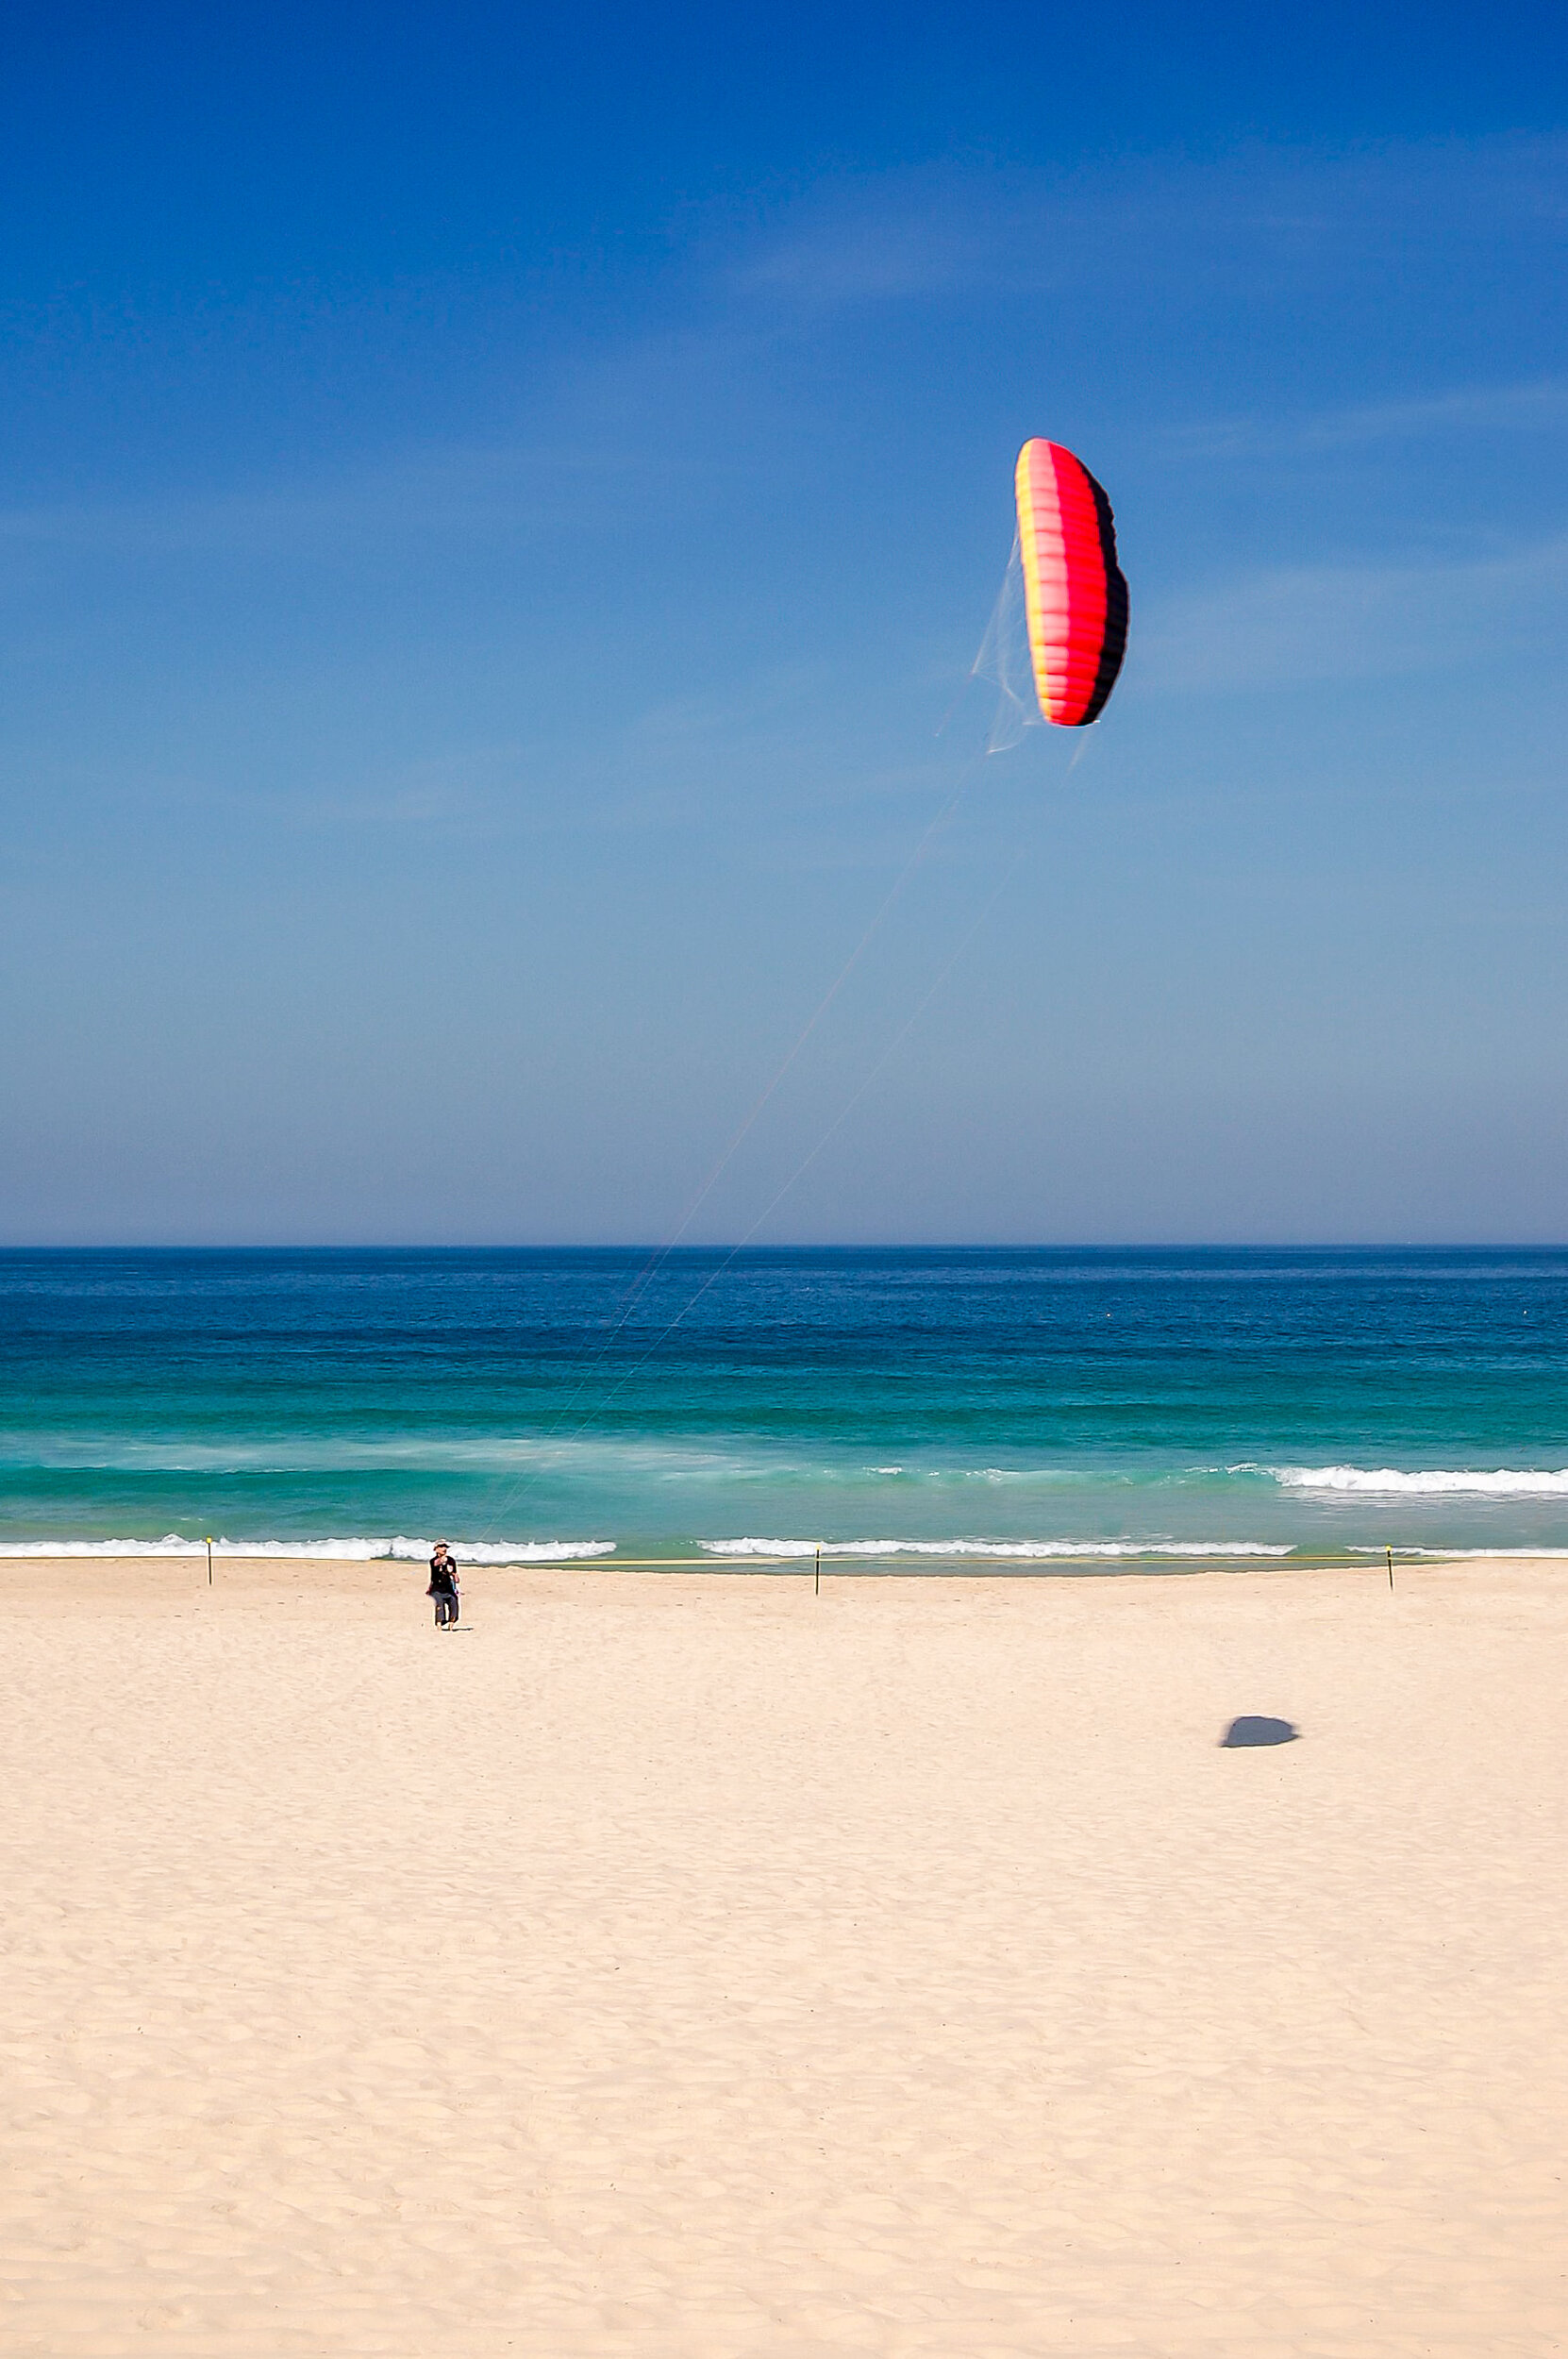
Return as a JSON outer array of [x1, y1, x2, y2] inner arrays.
[[1014, 439, 1128, 727]]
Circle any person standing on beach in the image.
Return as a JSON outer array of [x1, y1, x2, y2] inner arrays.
[[427, 1541, 459, 1629]]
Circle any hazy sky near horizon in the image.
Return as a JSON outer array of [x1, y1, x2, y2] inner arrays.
[[4, 2, 1567, 1244]]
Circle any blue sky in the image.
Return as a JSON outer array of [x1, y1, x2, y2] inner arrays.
[[3, 1, 1567, 1242]]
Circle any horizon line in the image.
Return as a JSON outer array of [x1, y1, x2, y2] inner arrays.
[[3, 1241, 1567, 1257]]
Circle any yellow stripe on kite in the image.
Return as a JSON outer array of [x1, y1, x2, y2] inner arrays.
[[1015, 443, 1053, 722]]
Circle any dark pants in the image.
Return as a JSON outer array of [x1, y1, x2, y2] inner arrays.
[[433, 1590, 459, 1626]]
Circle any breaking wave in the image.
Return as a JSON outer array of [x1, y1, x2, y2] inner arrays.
[[700, 1537, 1293, 1560], [0, 1534, 617, 1563], [1270, 1465, 1568, 1497]]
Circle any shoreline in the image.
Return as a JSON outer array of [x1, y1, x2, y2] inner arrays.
[[3, 1545, 1566, 1585]]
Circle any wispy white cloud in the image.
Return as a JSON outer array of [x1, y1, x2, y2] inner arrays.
[[1166, 379, 1568, 459], [7, 131, 1563, 576], [731, 181, 997, 305], [725, 133, 1568, 315], [0, 306, 792, 569], [1138, 531, 1568, 693], [0, 440, 695, 559]]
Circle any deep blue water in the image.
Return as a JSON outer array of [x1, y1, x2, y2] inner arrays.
[[4, 1246, 1568, 1564]]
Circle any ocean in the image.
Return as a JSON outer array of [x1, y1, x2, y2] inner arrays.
[[4, 1246, 1568, 1566]]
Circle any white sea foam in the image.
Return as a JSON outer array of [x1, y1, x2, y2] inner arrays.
[[700, 1538, 1293, 1560], [1350, 1545, 1568, 1559], [1271, 1465, 1568, 1497], [0, 1534, 617, 1563]]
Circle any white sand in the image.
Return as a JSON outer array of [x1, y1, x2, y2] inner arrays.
[[1, 1555, 1563, 2356]]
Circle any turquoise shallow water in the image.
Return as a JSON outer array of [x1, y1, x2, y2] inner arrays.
[[4, 1246, 1568, 1564]]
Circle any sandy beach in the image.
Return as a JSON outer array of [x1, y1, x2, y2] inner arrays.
[[1, 1555, 1563, 2357]]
